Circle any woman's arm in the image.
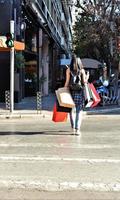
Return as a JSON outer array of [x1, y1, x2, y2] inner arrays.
[[64, 68, 70, 87], [81, 69, 89, 84]]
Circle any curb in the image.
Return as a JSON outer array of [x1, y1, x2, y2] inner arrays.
[[0, 107, 120, 119], [86, 107, 120, 115], [0, 112, 51, 119]]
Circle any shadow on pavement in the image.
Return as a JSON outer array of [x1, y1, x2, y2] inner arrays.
[[0, 131, 72, 136]]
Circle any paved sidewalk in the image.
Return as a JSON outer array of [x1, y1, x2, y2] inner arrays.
[[0, 93, 120, 118], [0, 94, 55, 119]]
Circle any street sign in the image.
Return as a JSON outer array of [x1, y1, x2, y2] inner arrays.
[[0, 36, 25, 51]]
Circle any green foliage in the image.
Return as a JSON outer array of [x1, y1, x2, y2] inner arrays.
[[15, 52, 25, 69], [73, 15, 111, 61], [73, 0, 120, 64]]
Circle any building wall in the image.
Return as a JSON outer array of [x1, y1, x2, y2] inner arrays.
[[0, 0, 73, 102]]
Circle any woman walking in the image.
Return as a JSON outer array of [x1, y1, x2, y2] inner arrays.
[[64, 54, 89, 135]]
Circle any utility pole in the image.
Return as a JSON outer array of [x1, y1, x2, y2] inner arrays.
[[10, 20, 15, 113]]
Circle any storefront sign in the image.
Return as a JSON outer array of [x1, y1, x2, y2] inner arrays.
[[0, 36, 7, 48]]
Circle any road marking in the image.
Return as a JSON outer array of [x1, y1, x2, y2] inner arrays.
[[0, 179, 120, 191], [0, 143, 120, 149], [0, 155, 120, 163]]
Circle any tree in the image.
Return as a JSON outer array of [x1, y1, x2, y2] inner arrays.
[[73, 0, 120, 65]]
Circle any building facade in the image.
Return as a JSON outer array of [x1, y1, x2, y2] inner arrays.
[[0, 0, 73, 102]]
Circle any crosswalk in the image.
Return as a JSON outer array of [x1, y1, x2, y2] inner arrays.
[[0, 116, 120, 199]]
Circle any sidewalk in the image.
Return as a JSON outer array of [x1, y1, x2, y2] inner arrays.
[[0, 94, 55, 118], [0, 93, 120, 118]]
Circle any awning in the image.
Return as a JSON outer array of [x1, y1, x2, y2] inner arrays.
[[81, 58, 102, 69], [60, 58, 71, 66], [25, 60, 37, 65], [60, 58, 102, 69]]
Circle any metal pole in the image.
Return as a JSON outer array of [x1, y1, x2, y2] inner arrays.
[[10, 20, 15, 113]]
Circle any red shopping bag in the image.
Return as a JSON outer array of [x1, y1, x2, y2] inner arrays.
[[52, 103, 68, 122], [89, 83, 101, 107], [84, 83, 94, 108]]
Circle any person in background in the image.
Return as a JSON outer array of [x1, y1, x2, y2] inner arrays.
[[64, 54, 89, 135], [99, 63, 109, 87]]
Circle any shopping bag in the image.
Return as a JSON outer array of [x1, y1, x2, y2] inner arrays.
[[55, 87, 75, 108], [89, 83, 101, 107], [84, 83, 93, 107], [52, 103, 68, 122], [56, 100, 72, 113]]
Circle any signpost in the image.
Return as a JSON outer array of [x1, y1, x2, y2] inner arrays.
[[10, 20, 15, 113], [0, 20, 25, 113]]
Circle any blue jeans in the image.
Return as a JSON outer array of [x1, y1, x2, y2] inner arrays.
[[70, 105, 82, 130]]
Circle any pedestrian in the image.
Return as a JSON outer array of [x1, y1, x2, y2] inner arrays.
[[64, 54, 89, 135], [99, 63, 109, 87]]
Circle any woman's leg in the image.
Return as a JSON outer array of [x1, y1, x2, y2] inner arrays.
[[75, 106, 82, 130], [70, 106, 82, 130], [70, 106, 76, 129]]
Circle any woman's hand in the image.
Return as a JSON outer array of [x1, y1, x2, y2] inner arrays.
[[82, 69, 89, 84], [86, 71, 89, 81]]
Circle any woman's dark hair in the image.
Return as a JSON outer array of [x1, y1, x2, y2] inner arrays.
[[70, 54, 83, 72], [70, 54, 78, 72]]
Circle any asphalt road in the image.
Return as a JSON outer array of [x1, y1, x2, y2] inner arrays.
[[0, 114, 120, 199]]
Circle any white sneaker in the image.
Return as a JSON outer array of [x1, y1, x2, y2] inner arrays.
[[75, 130, 81, 136], [72, 128, 76, 135]]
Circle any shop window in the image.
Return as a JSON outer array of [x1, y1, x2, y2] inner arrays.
[[25, 60, 37, 96]]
